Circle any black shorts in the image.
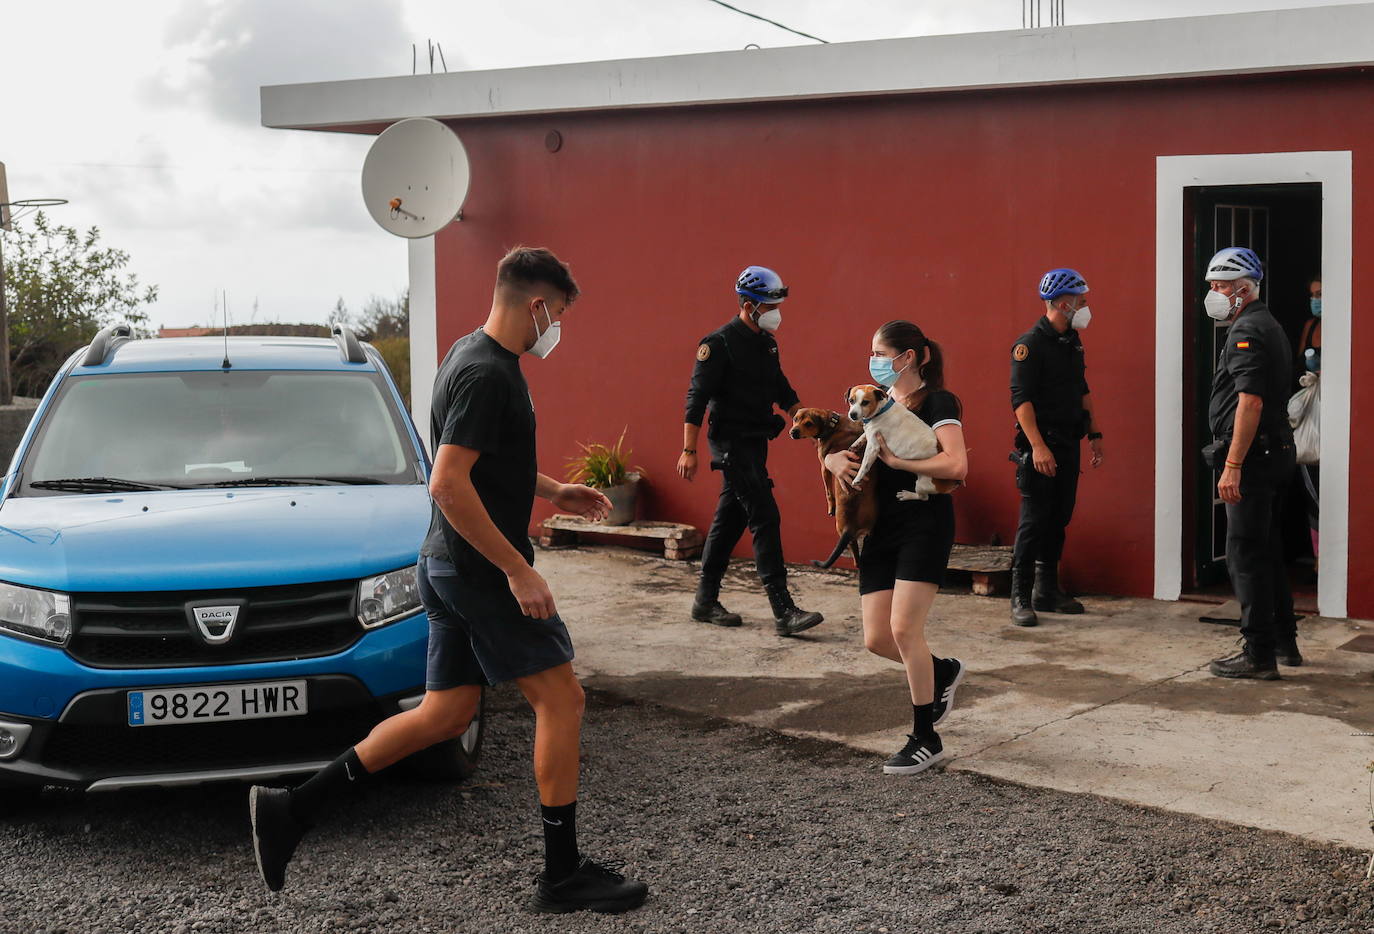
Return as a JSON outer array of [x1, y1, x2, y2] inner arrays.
[[858, 498, 956, 595], [418, 555, 575, 689]]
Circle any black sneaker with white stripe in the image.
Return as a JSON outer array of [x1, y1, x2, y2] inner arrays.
[[882, 733, 946, 775], [931, 656, 966, 726]]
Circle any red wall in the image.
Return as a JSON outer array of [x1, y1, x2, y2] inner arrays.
[[432, 69, 1374, 617]]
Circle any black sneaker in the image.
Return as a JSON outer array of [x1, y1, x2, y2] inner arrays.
[[882, 734, 946, 775], [530, 857, 648, 914], [931, 657, 966, 727], [1209, 647, 1280, 680], [249, 785, 308, 892]]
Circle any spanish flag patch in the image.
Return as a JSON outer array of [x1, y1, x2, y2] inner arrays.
[[1236, 340, 1251, 349]]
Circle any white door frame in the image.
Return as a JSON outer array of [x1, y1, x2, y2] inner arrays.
[[1154, 151, 1352, 619], [408, 237, 438, 458]]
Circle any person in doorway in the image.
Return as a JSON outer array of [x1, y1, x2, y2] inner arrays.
[[824, 321, 968, 774], [677, 265, 824, 636], [1203, 246, 1301, 678], [1297, 277, 1321, 564], [1007, 268, 1105, 627], [247, 247, 649, 914]]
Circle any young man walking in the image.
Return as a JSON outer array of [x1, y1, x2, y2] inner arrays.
[[247, 246, 649, 914]]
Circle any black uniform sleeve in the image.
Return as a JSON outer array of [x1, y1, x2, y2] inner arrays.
[[775, 357, 800, 412], [438, 366, 510, 453], [684, 335, 726, 426], [924, 390, 963, 428], [1225, 325, 1269, 397], [1009, 337, 1040, 409]]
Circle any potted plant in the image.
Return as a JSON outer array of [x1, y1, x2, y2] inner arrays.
[[565, 428, 644, 526]]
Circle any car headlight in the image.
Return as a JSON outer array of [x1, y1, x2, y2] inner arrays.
[[357, 566, 421, 629], [0, 582, 71, 646]]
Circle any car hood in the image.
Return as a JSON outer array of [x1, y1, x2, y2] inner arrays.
[[0, 485, 432, 592]]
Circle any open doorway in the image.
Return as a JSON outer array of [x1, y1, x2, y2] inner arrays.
[[1181, 183, 1321, 612]]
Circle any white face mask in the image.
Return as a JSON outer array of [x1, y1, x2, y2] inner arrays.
[[754, 305, 782, 332], [528, 301, 561, 358], [1069, 304, 1091, 330], [1203, 288, 1239, 322]]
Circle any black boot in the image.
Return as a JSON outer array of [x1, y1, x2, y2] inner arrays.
[[1275, 636, 1303, 667], [1010, 565, 1038, 627], [691, 579, 742, 628], [765, 583, 823, 636], [1032, 561, 1084, 614], [1209, 643, 1280, 680]]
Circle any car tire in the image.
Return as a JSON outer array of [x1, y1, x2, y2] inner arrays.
[[402, 687, 486, 782]]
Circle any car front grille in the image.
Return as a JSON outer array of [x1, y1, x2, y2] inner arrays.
[[42, 707, 377, 774], [67, 580, 362, 668]]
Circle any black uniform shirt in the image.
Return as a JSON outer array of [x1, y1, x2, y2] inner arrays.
[[1009, 316, 1090, 437], [684, 317, 799, 440], [420, 328, 537, 589], [1207, 301, 1294, 441]]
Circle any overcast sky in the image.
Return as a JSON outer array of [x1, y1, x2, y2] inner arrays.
[[0, 0, 1361, 328]]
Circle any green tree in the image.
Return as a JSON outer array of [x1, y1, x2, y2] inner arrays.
[[0, 212, 156, 399]]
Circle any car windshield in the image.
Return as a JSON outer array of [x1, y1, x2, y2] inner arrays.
[[20, 370, 421, 493]]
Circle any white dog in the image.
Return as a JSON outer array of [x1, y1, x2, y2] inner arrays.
[[845, 384, 942, 501]]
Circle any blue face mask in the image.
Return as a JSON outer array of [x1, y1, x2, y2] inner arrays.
[[868, 354, 908, 388], [1310, 297, 1322, 318]]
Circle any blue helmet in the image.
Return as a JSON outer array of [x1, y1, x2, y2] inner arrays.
[[1205, 246, 1264, 282], [1038, 268, 1089, 302], [736, 265, 789, 304]]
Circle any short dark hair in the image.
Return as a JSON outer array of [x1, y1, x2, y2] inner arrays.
[[496, 246, 579, 302]]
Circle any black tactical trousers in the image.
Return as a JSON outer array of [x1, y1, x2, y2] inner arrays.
[[1012, 439, 1080, 566], [699, 437, 786, 590], [1225, 443, 1298, 654]]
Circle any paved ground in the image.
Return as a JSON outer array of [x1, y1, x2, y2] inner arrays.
[[2, 687, 1371, 934], [537, 546, 1374, 850]]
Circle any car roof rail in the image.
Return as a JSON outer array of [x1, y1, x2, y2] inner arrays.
[[82, 323, 134, 367], [332, 325, 367, 364]]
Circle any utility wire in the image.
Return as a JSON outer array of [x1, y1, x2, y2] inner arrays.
[[701, 0, 828, 44]]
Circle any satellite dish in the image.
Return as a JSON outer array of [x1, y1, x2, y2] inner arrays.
[[361, 118, 469, 238]]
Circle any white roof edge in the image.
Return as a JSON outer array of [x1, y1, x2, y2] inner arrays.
[[262, 3, 1374, 130]]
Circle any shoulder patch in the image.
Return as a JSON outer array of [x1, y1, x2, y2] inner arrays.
[[696, 343, 712, 362], [1235, 340, 1251, 350], [1013, 343, 1030, 362]]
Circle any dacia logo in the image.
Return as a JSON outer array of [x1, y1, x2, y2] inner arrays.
[[188, 604, 242, 645]]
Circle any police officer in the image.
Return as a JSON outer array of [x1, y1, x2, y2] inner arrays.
[[1008, 268, 1105, 627], [677, 266, 824, 636], [1203, 247, 1300, 679]]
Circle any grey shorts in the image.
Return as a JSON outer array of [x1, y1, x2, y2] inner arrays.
[[418, 555, 575, 689]]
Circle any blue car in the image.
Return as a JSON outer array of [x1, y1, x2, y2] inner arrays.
[[0, 325, 482, 796]]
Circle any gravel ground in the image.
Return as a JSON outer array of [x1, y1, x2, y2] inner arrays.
[[1, 686, 1371, 934]]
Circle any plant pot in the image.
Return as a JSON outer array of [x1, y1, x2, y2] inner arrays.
[[599, 473, 641, 526]]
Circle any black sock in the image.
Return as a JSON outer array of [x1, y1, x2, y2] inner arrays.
[[541, 801, 580, 881], [289, 747, 368, 826], [913, 702, 935, 739]]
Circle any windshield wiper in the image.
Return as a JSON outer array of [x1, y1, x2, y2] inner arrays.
[[30, 477, 185, 493], [200, 476, 386, 487]]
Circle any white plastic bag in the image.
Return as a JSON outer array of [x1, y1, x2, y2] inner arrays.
[[1287, 371, 1320, 465]]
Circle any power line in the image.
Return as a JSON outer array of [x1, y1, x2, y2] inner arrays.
[[701, 0, 828, 44]]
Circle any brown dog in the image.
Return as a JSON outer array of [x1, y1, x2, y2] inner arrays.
[[790, 407, 877, 568]]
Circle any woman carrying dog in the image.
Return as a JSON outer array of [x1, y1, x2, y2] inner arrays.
[[825, 320, 968, 774]]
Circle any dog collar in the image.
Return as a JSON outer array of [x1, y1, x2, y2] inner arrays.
[[862, 397, 897, 423]]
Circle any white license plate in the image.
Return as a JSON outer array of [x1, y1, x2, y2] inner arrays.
[[127, 680, 307, 727]]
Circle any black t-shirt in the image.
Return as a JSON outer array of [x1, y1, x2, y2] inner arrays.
[[1009, 316, 1090, 438], [1207, 301, 1295, 441], [873, 389, 963, 510], [420, 329, 538, 588]]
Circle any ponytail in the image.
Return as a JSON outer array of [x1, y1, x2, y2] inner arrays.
[[875, 319, 945, 392]]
